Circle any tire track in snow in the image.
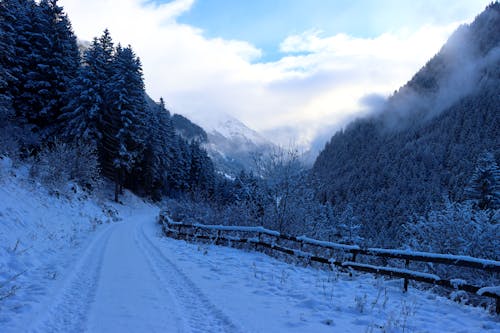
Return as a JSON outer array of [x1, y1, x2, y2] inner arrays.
[[136, 224, 242, 333], [28, 224, 115, 333]]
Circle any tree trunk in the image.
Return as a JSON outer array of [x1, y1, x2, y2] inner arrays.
[[114, 179, 119, 203]]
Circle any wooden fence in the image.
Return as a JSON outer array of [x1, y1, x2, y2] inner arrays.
[[158, 212, 500, 314]]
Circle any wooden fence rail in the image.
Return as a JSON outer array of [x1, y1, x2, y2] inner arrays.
[[158, 212, 500, 314]]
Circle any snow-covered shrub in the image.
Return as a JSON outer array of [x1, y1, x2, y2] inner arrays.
[[332, 204, 363, 245], [163, 199, 188, 222], [404, 199, 499, 286], [405, 199, 499, 260], [164, 198, 218, 225], [30, 139, 100, 194]]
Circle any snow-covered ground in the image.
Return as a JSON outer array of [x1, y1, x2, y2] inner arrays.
[[0, 160, 118, 329], [155, 235, 500, 333], [0, 160, 498, 332]]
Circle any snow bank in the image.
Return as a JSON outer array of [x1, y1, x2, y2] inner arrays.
[[0, 163, 111, 326], [151, 233, 500, 332]]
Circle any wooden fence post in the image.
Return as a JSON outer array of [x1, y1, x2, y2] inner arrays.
[[215, 230, 221, 245], [255, 232, 260, 250], [194, 226, 199, 242], [403, 259, 410, 292], [177, 224, 182, 240]]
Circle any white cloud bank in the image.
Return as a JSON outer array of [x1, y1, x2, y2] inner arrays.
[[60, 0, 484, 148]]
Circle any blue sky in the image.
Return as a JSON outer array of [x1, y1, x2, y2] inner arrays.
[[61, 0, 492, 148], [175, 0, 487, 62]]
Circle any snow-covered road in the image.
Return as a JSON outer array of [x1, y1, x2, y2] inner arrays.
[[25, 203, 240, 333], [85, 214, 182, 332]]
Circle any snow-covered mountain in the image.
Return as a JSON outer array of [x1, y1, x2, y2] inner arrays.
[[177, 113, 277, 176], [205, 116, 270, 148], [204, 116, 276, 176]]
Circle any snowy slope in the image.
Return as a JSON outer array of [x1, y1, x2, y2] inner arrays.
[[1, 164, 498, 332], [0, 158, 113, 329]]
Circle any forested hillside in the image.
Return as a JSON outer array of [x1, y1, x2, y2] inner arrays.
[[0, 0, 216, 202], [313, 3, 499, 247]]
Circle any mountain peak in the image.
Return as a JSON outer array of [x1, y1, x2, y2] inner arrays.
[[210, 115, 273, 148]]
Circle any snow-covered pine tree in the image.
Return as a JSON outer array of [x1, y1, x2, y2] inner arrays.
[[60, 38, 105, 147], [140, 97, 173, 200], [34, 0, 80, 134], [15, 0, 48, 127], [466, 152, 500, 210], [8, 0, 79, 136], [188, 140, 215, 199], [0, 0, 17, 118], [141, 101, 161, 199], [168, 136, 191, 196], [158, 99, 176, 157], [60, 30, 123, 198], [156, 98, 177, 193], [106, 44, 147, 200], [0, 0, 34, 124], [0, 15, 16, 156], [73, 30, 116, 192], [336, 204, 363, 245]]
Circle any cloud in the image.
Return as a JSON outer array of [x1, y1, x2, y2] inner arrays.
[[60, 0, 475, 149], [147, 0, 195, 20], [359, 93, 387, 111]]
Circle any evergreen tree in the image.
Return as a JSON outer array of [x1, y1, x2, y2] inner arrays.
[[0, 0, 34, 125], [0, 0, 18, 117], [141, 101, 162, 199], [2, 1, 220, 203], [140, 97, 173, 199], [336, 204, 363, 245], [9, 0, 79, 135], [62, 30, 116, 192], [100, 44, 147, 200], [188, 140, 215, 199], [60, 39, 105, 147], [466, 152, 500, 210], [168, 137, 191, 195], [60, 30, 127, 200], [15, 0, 47, 126], [156, 98, 177, 193], [35, 0, 80, 133]]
